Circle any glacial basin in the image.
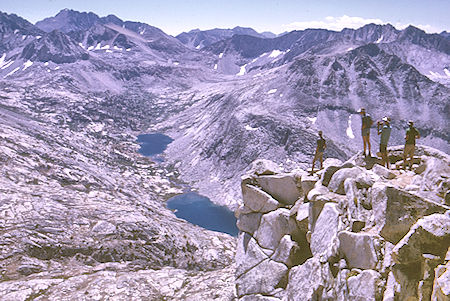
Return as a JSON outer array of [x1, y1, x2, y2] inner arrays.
[[137, 133, 238, 236]]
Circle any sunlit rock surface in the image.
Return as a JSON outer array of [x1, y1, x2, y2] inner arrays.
[[235, 147, 449, 300]]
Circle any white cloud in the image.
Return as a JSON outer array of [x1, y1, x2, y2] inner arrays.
[[282, 15, 441, 34]]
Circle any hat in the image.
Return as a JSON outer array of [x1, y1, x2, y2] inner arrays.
[[382, 116, 390, 122], [358, 108, 366, 113], [408, 120, 414, 125], [318, 130, 323, 135]]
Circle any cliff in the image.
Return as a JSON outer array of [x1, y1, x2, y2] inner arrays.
[[235, 145, 449, 300]]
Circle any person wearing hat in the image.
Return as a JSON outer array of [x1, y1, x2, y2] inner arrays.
[[377, 116, 391, 168], [359, 108, 373, 157], [403, 120, 420, 170], [311, 130, 326, 173]]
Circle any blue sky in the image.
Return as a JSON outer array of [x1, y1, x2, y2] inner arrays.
[[1, 0, 449, 35]]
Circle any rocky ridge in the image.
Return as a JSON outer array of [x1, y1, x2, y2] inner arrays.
[[235, 145, 449, 300]]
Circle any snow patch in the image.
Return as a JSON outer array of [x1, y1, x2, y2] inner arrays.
[[78, 42, 84, 48], [267, 89, 277, 94], [375, 35, 384, 44], [307, 117, 317, 124], [245, 125, 258, 131], [87, 45, 94, 51], [444, 68, 450, 77], [268, 50, 283, 58], [196, 45, 201, 49], [14, 29, 19, 34], [0, 53, 6, 66], [173, 62, 179, 66], [140, 29, 145, 35], [346, 115, 355, 139], [36, 35, 42, 39], [4, 67, 20, 78], [237, 64, 247, 76], [105, 50, 113, 53], [22, 60, 33, 71], [113, 46, 122, 51], [347, 47, 354, 51], [54, 66, 60, 70], [22, 35, 26, 40], [214, 64, 218, 70], [44, 62, 49, 66], [101, 45, 110, 50], [219, 52, 224, 58], [95, 43, 101, 50], [126, 48, 131, 51], [1, 60, 14, 70]]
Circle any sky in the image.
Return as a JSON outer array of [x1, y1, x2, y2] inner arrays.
[[1, 0, 449, 36]]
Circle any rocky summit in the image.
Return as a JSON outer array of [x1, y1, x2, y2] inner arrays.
[[235, 145, 450, 300]]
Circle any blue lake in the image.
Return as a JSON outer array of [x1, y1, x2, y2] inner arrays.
[[137, 133, 238, 236], [167, 192, 239, 237], [137, 133, 174, 161]]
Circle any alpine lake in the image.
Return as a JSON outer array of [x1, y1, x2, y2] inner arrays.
[[137, 133, 239, 236]]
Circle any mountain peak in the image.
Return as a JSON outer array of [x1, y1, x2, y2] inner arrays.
[[36, 9, 101, 33]]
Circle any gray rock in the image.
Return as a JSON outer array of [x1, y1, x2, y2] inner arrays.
[[301, 174, 319, 197], [271, 235, 299, 267], [257, 173, 302, 205], [235, 233, 269, 278], [306, 184, 330, 202], [371, 183, 448, 243], [241, 184, 279, 213], [355, 171, 378, 188], [338, 231, 380, 270], [248, 159, 281, 176], [347, 270, 382, 301], [295, 203, 309, 232], [392, 213, 450, 265], [322, 165, 342, 187], [254, 208, 296, 250], [240, 295, 281, 301], [236, 259, 288, 297], [328, 167, 365, 194], [236, 211, 262, 235], [431, 262, 450, 301], [418, 254, 442, 301], [383, 271, 401, 301], [284, 257, 332, 300], [310, 203, 340, 256], [381, 241, 395, 274], [372, 164, 396, 179]]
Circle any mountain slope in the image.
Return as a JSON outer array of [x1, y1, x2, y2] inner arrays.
[[0, 11, 43, 53]]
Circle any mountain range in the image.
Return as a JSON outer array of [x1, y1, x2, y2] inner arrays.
[[1, 8, 449, 299], [0, 9, 449, 209]]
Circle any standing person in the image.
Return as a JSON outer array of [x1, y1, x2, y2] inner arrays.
[[359, 108, 373, 157], [311, 130, 326, 173], [403, 120, 420, 170], [377, 117, 391, 168]]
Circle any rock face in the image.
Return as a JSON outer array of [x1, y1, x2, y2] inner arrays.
[[235, 148, 450, 300]]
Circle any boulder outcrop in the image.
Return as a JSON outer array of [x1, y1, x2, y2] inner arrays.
[[235, 145, 450, 300]]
